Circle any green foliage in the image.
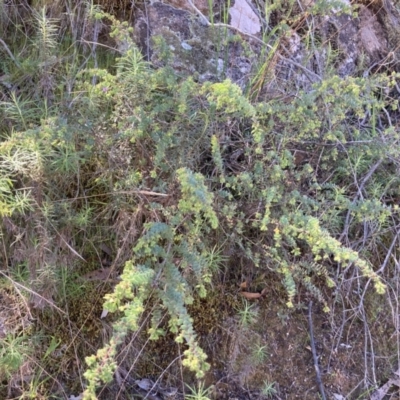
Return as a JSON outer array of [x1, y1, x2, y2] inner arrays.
[[83, 263, 155, 399], [0, 334, 31, 379], [236, 300, 259, 327], [83, 163, 221, 390], [251, 342, 268, 365], [177, 167, 218, 230], [34, 7, 58, 62], [261, 380, 277, 398], [185, 381, 213, 400], [1, 2, 398, 398], [201, 79, 255, 116]]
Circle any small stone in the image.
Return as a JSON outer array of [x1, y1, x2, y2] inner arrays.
[[135, 378, 155, 391], [181, 42, 192, 50]]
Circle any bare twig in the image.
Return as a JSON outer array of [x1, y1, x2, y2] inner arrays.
[[371, 368, 400, 400], [308, 301, 327, 400], [52, 189, 169, 203], [376, 226, 400, 274], [0, 270, 66, 315], [0, 38, 21, 68], [143, 355, 182, 400], [340, 158, 383, 242]]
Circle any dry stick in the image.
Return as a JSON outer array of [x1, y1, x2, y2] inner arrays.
[[144, 1, 151, 62], [0, 270, 66, 315], [51, 189, 169, 203], [340, 158, 383, 242], [0, 38, 21, 68], [364, 310, 377, 386], [308, 301, 327, 400], [327, 305, 357, 373], [143, 355, 182, 400], [113, 306, 162, 399], [376, 226, 400, 274]]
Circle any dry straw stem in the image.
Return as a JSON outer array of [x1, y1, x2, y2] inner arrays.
[[52, 189, 169, 203], [308, 301, 327, 400], [0, 38, 21, 68], [0, 270, 66, 315]]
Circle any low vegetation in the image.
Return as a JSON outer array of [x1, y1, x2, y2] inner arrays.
[[1, 0, 400, 399]]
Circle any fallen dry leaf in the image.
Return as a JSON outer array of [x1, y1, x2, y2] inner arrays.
[[371, 375, 400, 400], [240, 291, 262, 299]]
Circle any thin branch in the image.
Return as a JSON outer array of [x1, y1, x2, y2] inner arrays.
[[340, 158, 383, 242], [143, 355, 182, 400], [0, 270, 66, 315], [308, 301, 327, 400], [0, 38, 21, 68], [51, 189, 169, 203], [376, 227, 400, 274]]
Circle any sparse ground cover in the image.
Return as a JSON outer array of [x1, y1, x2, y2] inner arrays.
[[1, 1, 400, 399]]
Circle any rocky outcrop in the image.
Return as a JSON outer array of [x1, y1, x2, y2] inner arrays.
[[130, 0, 400, 91], [133, 2, 260, 87]]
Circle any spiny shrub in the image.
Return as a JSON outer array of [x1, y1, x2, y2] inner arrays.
[[78, 14, 396, 396]]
